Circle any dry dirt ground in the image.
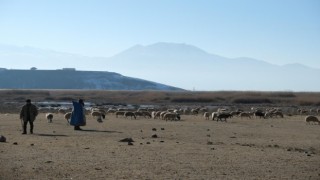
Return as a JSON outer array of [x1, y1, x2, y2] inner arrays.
[[1, 113, 319, 180]]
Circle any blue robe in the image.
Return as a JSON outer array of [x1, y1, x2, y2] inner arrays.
[[70, 101, 86, 126]]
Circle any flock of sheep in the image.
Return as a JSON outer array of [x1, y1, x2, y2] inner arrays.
[[44, 105, 320, 125]]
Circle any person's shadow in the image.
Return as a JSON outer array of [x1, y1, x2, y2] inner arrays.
[[80, 129, 123, 133], [36, 134, 68, 137]]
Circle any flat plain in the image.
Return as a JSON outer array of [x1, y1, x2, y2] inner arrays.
[[1, 111, 319, 180], [1, 90, 320, 179]]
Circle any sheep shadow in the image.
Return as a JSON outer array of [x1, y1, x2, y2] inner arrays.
[[80, 129, 123, 133], [36, 133, 68, 137]]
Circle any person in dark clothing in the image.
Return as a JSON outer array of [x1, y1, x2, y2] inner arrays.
[[70, 99, 86, 130], [20, 99, 38, 134]]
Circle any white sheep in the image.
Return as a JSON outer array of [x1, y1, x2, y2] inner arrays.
[[305, 115, 319, 125], [64, 112, 72, 124], [211, 112, 218, 121], [239, 112, 251, 119], [163, 113, 180, 121], [203, 112, 210, 120], [46, 113, 54, 123], [91, 111, 105, 123]]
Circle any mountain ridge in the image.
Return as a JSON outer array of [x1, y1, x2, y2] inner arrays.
[[1, 42, 319, 91]]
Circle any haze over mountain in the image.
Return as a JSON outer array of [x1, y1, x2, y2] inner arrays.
[[1, 42, 319, 91]]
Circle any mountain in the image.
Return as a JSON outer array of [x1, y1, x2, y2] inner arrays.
[[1, 42, 320, 91], [106, 42, 320, 91], [0, 69, 183, 90]]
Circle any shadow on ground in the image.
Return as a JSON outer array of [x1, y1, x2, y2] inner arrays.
[[80, 129, 123, 133]]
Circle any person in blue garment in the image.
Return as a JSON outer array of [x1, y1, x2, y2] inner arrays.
[[70, 99, 86, 130]]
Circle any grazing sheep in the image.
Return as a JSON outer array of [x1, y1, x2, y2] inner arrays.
[[167, 109, 175, 113], [239, 112, 251, 119], [137, 108, 148, 112], [217, 113, 232, 122], [134, 111, 151, 118], [91, 111, 105, 123], [231, 111, 241, 116], [191, 109, 199, 115], [106, 109, 116, 114], [203, 112, 210, 120], [264, 112, 273, 119], [58, 108, 67, 114], [151, 111, 157, 119], [125, 112, 136, 119], [217, 108, 228, 113], [298, 109, 308, 115], [163, 113, 181, 121], [305, 115, 320, 125], [254, 111, 265, 119], [160, 111, 167, 119], [265, 111, 284, 118], [64, 112, 72, 124], [46, 113, 54, 123], [115, 111, 126, 118], [273, 111, 284, 118], [211, 112, 218, 121]]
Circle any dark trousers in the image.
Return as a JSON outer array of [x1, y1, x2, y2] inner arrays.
[[23, 120, 34, 133]]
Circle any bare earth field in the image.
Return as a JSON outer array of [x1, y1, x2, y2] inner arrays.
[[1, 112, 319, 180]]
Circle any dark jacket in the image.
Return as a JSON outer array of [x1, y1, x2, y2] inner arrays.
[[20, 104, 38, 122]]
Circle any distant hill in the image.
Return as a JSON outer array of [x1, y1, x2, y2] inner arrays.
[[106, 42, 320, 91], [0, 69, 183, 90]]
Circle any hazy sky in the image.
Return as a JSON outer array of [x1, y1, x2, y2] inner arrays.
[[0, 0, 319, 68]]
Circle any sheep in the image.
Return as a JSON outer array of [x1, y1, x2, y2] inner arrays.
[[160, 111, 167, 119], [211, 112, 218, 121], [134, 111, 151, 118], [297, 109, 308, 115], [264, 112, 273, 119], [305, 115, 319, 125], [64, 112, 72, 124], [137, 108, 148, 112], [239, 112, 251, 119], [46, 113, 54, 123], [163, 113, 181, 121], [91, 111, 105, 123], [125, 112, 136, 119], [254, 111, 265, 119], [203, 112, 210, 120], [106, 109, 116, 114], [217, 113, 232, 122], [199, 108, 208, 113], [115, 111, 126, 118], [230, 111, 241, 116], [273, 111, 284, 118], [190, 109, 199, 115], [265, 111, 284, 118], [217, 108, 228, 113], [58, 108, 67, 114]]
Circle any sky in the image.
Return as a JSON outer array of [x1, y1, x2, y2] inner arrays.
[[0, 0, 320, 68]]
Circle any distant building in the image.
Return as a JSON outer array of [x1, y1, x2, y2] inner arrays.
[[30, 67, 37, 70], [62, 68, 76, 71]]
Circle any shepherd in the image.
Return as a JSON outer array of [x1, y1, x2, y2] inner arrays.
[[70, 99, 86, 130], [20, 99, 38, 134]]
